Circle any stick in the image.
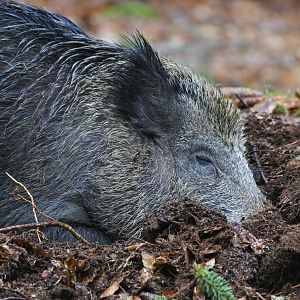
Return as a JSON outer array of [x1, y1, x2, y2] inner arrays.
[[5, 173, 91, 245], [235, 93, 252, 110], [0, 221, 91, 245], [6, 172, 42, 242], [249, 142, 268, 184]]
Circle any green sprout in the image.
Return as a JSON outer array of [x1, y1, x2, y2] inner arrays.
[[194, 264, 236, 300], [273, 104, 288, 115]]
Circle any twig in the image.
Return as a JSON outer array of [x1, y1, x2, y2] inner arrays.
[[6, 172, 42, 242], [0, 287, 30, 300], [249, 142, 268, 184], [5, 173, 90, 245], [235, 93, 252, 110], [255, 291, 266, 300], [291, 282, 300, 289], [0, 221, 91, 245]]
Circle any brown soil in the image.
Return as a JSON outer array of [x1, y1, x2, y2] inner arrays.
[[1, 111, 300, 299]]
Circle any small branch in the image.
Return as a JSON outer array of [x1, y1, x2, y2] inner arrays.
[[234, 93, 252, 110], [5, 173, 90, 245], [6, 172, 42, 242], [0, 221, 91, 245], [249, 142, 268, 185], [291, 282, 300, 289]]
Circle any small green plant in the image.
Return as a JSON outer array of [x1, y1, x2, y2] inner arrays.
[[273, 104, 288, 115], [264, 90, 282, 97], [194, 264, 236, 300]]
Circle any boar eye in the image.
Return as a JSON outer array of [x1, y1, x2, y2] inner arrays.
[[193, 154, 217, 176]]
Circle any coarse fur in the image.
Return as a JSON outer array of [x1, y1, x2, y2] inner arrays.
[[0, 1, 265, 243]]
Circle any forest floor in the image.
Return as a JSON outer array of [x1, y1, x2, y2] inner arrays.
[[1, 91, 300, 299]]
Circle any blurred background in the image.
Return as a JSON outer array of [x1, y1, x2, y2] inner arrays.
[[18, 0, 300, 92]]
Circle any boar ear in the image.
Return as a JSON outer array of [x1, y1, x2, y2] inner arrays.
[[115, 34, 177, 138]]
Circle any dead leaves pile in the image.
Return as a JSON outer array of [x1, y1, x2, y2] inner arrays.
[[221, 87, 300, 117]]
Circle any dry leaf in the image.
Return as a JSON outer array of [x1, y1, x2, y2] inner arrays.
[[100, 275, 125, 298], [204, 258, 215, 269], [0, 244, 22, 262], [64, 254, 78, 283], [221, 87, 263, 98], [118, 292, 141, 299], [183, 245, 193, 266], [193, 285, 205, 300], [140, 267, 153, 285], [252, 98, 277, 114], [234, 226, 268, 254], [126, 242, 147, 251], [162, 288, 177, 298], [155, 256, 168, 266], [141, 252, 156, 271], [51, 259, 64, 268], [140, 292, 166, 299], [164, 251, 180, 259], [40, 267, 53, 278]]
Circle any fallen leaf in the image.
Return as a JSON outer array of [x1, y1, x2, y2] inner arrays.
[[100, 275, 125, 298], [162, 288, 177, 297], [140, 292, 167, 299], [140, 267, 153, 285], [183, 245, 194, 266], [234, 226, 268, 254], [252, 98, 277, 114], [41, 267, 53, 278], [141, 252, 156, 271], [221, 87, 263, 98], [126, 242, 148, 251], [270, 296, 286, 300], [0, 244, 21, 262], [119, 293, 141, 300], [204, 258, 215, 269], [64, 254, 78, 283], [193, 285, 205, 300], [155, 256, 168, 266]]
